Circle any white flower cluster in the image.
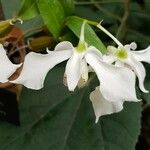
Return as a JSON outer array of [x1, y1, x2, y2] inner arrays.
[[1, 21, 150, 123]]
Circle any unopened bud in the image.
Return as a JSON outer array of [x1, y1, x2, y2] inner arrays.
[[28, 36, 55, 52], [0, 20, 14, 37]]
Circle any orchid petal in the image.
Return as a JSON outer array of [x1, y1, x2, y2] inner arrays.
[[115, 60, 125, 67], [77, 59, 89, 88], [103, 54, 117, 64], [65, 51, 82, 91], [87, 46, 103, 58], [85, 52, 139, 102], [0, 44, 21, 83], [54, 41, 74, 51], [107, 45, 118, 54], [125, 54, 148, 93], [11, 50, 72, 90], [124, 44, 132, 51], [130, 42, 137, 50], [132, 46, 150, 63], [81, 59, 88, 82], [90, 86, 123, 123]]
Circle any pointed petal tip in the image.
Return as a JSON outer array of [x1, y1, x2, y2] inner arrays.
[[147, 45, 150, 49], [32, 85, 44, 90], [0, 79, 8, 83], [95, 117, 99, 124], [46, 49, 51, 54], [134, 98, 141, 102], [139, 85, 149, 93], [9, 80, 15, 83], [9, 79, 20, 85], [15, 63, 22, 68], [68, 86, 75, 92], [142, 89, 149, 93], [9, 76, 44, 90]]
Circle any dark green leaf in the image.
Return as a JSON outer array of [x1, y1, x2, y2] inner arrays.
[[37, 0, 65, 39], [66, 16, 106, 53], [18, 0, 39, 20], [0, 65, 141, 150]]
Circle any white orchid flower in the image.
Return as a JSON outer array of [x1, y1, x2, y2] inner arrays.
[[97, 23, 150, 93], [90, 86, 124, 123], [10, 21, 102, 90], [9, 21, 92, 90], [11, 21, 139, 105], [105, 43, 150, 93], [88, 52, 140, 122], [87, 46, 139, 122], [0, 44, 21, 83]]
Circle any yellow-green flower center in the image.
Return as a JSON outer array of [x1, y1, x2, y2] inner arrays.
[[76, 41, 87, 52], [116, 48, 128, 59]]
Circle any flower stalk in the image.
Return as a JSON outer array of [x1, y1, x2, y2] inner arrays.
[[97, 23, 123, 47]]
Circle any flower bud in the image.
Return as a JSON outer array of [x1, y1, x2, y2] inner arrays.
[[0, 20, 14, 37], [28, 36, 55, 52]]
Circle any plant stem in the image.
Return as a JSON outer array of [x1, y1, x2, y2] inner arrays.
[[8, 45, 29, 57], [97, 24, 123, 47]]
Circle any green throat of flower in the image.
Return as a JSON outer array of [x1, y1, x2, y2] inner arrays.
[[76, 41, 87, 52], [116, 49, 128, 60]]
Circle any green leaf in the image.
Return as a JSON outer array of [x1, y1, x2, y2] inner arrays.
[[0, 65, 141, 150], [1, 0, 44, 32], [66, 16, 106, 53], [58, 0, 75, 16], [37, 0, 65, 39], [18, 0, 39, 20]]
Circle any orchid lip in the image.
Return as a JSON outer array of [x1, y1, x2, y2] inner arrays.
[[116, 48, 128, 60]]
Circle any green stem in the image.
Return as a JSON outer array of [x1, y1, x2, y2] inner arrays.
[[86, 20, 98, 26], [97, 24, 123, 47]]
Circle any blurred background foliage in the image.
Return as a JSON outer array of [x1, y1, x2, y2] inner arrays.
[[75, 0, 150, 47], [0, 0, 150, 150]]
